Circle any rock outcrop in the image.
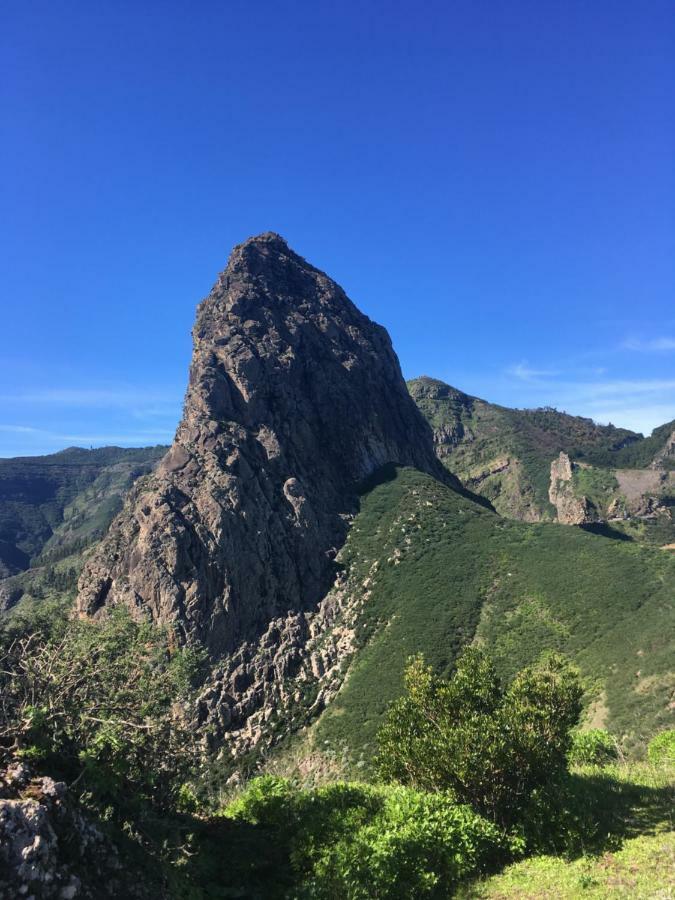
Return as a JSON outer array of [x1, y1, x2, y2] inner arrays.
[[651, 426, 675, 468], [76, 233, 449, 745], [548, 452, 594, 525], [0, 760, 130, 899]]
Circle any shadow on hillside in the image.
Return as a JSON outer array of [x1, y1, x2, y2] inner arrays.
[[580, 523, 633, 542], [356, 460, 496, 513], [116, 766, 675, 898], [180, 816, 292, 899], [524, 768, 674, 859], [357, 462, 400, 496]]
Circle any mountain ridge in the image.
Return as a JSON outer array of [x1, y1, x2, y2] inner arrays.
[[408, 375, 675, 536], [0, 446, 166, 606]]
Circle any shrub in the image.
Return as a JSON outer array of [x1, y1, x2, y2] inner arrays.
[[225, 774, 298, 827], [647, 729, 675, 766], [0, 604, 203, 812], [568, 729, 618, 766], [375, 648, 582, 825], [225, 777, 506, 898]]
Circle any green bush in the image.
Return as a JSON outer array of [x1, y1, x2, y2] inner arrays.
[[0, 604, 203, 812], [647, 729, 675, 766], [375, 648, 582, 825], [225, 774, 298, 827], [568, 729, 618, 766], [224, 776, 506, 898]]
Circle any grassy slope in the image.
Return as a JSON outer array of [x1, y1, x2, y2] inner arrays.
[[315, 467, 674, 759], [461, 761, 674, 899], [582, 417, 675, 470], [408, 377, 644, 519], [463, 832, 674, 898]]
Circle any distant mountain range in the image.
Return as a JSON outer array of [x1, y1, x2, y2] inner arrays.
[[0, 445, 165, 608]]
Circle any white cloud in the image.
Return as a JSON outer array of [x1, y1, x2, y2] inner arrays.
[[0, 425, 42, 434], [620, 337, 675, 352], [0, 423, 173, 444], [578, 379, 675, 398], [505, 362, 560, 381], [488, 366, 675, 435], [0, 387, 182, 409], [585, 405, 675, 435]]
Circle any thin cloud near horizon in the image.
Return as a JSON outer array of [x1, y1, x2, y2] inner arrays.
[[0, 387, 183, 408], [453, 363, 675, 436], [620, 336, 675, 352], [1, 360, 673, 457]]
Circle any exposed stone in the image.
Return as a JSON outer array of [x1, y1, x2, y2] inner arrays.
[[549, 452, 595, 525], [0, 761, 126, 899], [651, 427, 675, 468], [76, 233, 451, 746]]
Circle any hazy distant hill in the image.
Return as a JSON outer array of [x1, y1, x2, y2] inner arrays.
[[0, 445, 166, 608]]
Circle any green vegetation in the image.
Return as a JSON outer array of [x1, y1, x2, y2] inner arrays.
[[1, 600, 672, 898], [210, 665, 673, 899], [0, 444, 165, 580], [579, 418, 675, 470], [596, 513, 675, 548], [572, 464, 619, 513], [0, 600, 202, 813], [213, 655, 671, 899], [223, 777, 506, 898], [408, 377, 647, 519], [462, 831, 675, 898], [648, 729, 675, 766], [461, 759, 674, 898], [408, 378, 675, 526], [376, 650, 581, 824], [1, 452, 672, 894], [211, 760, 674, 899], [568, 729, 619, 767], [316, 467, 674, 759]]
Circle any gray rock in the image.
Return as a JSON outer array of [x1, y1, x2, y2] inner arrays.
[[76, 235, 449, 741]]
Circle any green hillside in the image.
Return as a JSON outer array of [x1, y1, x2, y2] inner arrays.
[[408, 378, 608, 520], [408, 377, 674, 523], [463, 830, 675, 899], [580, 417, 675, 470], [315, 467, 674, 759], [0, 445, 167, 611], [0, 445, 166, 577]]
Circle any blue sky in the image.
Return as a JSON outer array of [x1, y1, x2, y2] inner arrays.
[[1, 0, 673, 456]]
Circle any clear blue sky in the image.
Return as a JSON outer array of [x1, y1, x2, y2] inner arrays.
[[1, 0, 674, 456]]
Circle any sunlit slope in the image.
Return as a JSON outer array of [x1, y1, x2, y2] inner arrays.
[[316, 467, 674, 756]]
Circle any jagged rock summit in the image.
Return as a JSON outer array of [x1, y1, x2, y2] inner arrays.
[[77, 233, 447, 661]]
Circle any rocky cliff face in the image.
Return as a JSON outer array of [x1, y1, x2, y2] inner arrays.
[[76, 234, 448, 745], [652, 426, 675, 468], [548, 452, 594, 525], [409, 376, 675, 535]]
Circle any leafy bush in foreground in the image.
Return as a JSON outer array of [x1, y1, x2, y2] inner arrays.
[[647, 729, 675, 766], [375, 648, 582, 825], [225, 775, 507, 898], [0, 602, 203, 812], [568, 729, 618, 767]]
